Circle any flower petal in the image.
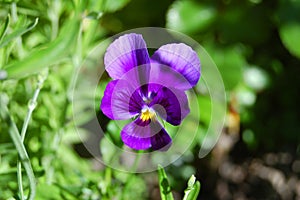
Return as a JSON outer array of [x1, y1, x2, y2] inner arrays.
[[149, 85, 190, 126], [104, 33, 150, 80], [151, 127, 172, 151], [121, 117, 172, 150], [148, 62, 192, 91], [100, 80, 144, 120], [151, 43, 200, 89]]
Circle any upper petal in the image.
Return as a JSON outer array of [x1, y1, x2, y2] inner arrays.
[[100, 79, 144, 120], [149, 85, 190, 126], [149, 62, 193, 91], [104, 33, 150, 81], [151, 43, 200, 89]]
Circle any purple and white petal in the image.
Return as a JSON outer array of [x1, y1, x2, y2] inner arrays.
[[121, 118, 172, 150], [100, 80, 144, 120], [120, 117, 152, 150], [149, 85, 190, 126], [149, 62, 193, 91], [104, 33, 150, 81], [151, 43, 200, 89]]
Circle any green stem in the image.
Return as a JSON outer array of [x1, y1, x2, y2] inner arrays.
[[11, 2, 25, 58], [11, 3, 25, 199], [131, 151, 142, 172], [17, 163, 24, 200], [0, 95, 36, 200], [16, 69, 48, 199], [120, 151, 143, 199], [67, 21, 83, 100]]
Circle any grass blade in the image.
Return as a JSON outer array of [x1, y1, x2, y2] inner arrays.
[[157, 165, 174, 200], [0, 18, 38, 48], [0, 15, 10, 43], [4, 16, 80, 79], [183, 175, 201, 200]]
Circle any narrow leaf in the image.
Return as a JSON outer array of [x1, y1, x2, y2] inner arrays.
[[157, 165, 174, 200], [0, 15, 10, 43], [183, 175, 201, 200], [4, 17, 80, 79], [0, 18, 38, 48]]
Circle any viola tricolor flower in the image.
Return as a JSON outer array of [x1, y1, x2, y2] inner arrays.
[[100, 33, 200, 151]]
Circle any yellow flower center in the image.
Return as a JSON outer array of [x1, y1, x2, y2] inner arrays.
[[140, 108, 155, 122]]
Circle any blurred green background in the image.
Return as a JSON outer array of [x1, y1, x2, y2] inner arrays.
[[1, 0, 300, 199]]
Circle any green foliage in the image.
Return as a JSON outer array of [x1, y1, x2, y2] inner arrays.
[[5, 17, 80, 79], [103, 0, 131, 12], [166, 0, 217, 34], [279, 23, 300, 58], [0, 17, 38, 48], [183, 175, 201, 200], [158, 165, 174, 200], [0, 15, 10, 43]]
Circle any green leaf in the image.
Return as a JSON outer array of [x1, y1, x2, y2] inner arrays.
[[280, 23, 300, 58], [166, 0, 217, 34], [86, 11, 103, 20], [4, 17, 80, 79], [36, 184, 61, 200], [157, 165, 174, 200], [0, 15, 10, 43], [183, 175, 201, 200], [121, 175, 147, 200], [205, 44, 245, 90], [0, 18, 38, 48], [103, 0, 131, 12]]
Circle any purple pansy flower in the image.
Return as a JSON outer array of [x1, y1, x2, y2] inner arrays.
[[100, 33, 200, 151]]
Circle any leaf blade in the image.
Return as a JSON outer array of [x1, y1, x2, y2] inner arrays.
[[0, 18, 38, 48], [183, 175, 201, 200], [0, 15, 10, 43], [157, 165, 174, 200]]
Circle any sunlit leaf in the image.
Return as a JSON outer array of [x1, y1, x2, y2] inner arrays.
[[205, 44, 245, 90], [121, 176, 147, 200], [0, 18, 38, 48], [183, 175, 201, 200], [103, 0, 131, 12], [4, 17, 80, 79], [0, 15, 10, 43], [36, 184, 61, 200], [158, 165, 174, 200], [86, 11, 103, 20], [166, 0, 217, 34], [280, 23, 300, 58], [243, 66, 269, 91]]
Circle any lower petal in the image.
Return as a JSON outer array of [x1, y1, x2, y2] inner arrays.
[[120, 118, 172, 151], [121, 118, 152, 150], [150, 127, 172, 151]]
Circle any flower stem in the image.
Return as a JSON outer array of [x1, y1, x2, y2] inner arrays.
[[131, 151, 142, 172], [16, 70, 48, 199]]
